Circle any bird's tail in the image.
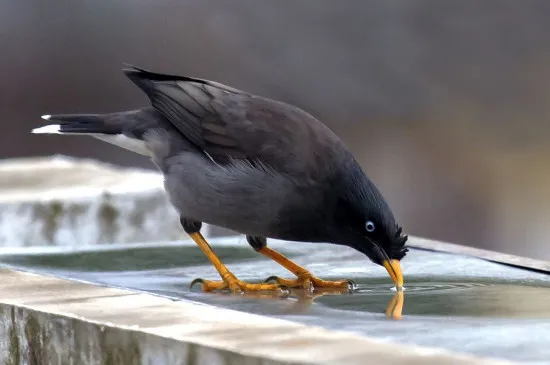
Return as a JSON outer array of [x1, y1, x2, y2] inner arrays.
[[32, 113, 121, 135], [31, 109, 158, 156]]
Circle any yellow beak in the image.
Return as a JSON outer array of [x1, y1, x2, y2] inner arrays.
[[382, 259, 403, 289]]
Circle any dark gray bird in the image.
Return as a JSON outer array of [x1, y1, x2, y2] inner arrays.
[[32, 65, 408, 293]]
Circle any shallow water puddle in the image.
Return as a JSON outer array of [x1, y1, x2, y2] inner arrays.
[[317, 280, 550, 319], [1, 240, 549, 364]]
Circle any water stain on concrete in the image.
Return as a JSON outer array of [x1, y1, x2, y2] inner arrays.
[[98, 193, 119, 244], [100, 327, 141, 365], [31, 201, 63, 245], [7, 307, 20, 365]]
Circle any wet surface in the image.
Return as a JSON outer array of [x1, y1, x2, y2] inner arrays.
[[0, 237, 549, 364]]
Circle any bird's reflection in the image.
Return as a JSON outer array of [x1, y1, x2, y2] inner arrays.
[[208, 286, 404, 319], [385, 289, 404, 319], [284, 288, 404, 319]]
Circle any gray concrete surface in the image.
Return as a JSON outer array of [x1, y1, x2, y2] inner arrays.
[[0, 268, 517, 365], [1, 237, 549, 365], [410, 237, 550, 273]]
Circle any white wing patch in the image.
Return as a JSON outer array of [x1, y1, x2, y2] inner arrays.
[[32, 123, 151, 156], [94, 134, 151, 156]]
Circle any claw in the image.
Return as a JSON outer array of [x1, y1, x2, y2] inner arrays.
[[278, 285, 292, 297], [265, 275, 280, 283], [346, 279, 357, 291], [190, 278, 206, 290]]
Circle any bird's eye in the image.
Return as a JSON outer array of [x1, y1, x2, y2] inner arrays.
[[365, 220, 375, 232]]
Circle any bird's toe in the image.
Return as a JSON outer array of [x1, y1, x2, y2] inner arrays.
[[264, 274, 355, 293], [190, 278, 228, 292], [263, 276, 302, 288], [190, 276, 291, 296]]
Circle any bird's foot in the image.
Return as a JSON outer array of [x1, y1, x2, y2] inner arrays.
[[190, 273, 290, 295], [265, 273, 355, 293]]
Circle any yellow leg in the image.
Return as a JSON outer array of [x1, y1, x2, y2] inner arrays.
[[258, 247, 354, 292], [188, 232, 287, 294]]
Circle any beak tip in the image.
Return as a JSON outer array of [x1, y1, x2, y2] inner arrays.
[[383, 259, 404, 289]]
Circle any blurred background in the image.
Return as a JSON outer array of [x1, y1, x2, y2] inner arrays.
[[1, 0, 549, 260]]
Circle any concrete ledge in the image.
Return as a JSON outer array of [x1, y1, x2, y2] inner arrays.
[[0, 156, 233, 247], [0, 156, 179, 247], [0, 268, 516, 365], [410, 237, 550, 273]]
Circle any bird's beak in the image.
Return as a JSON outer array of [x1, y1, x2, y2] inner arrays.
[[368, 241, 405, 289], [382, 259, 403, 289]]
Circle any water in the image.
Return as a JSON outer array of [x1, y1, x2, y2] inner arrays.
[[1, 238, 549, 364], [317, 280, 550, 318]]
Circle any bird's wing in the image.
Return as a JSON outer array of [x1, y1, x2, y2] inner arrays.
[[123, 65, 344, 175]]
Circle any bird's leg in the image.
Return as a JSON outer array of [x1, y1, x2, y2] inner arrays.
[[247, 236, 354, 293], [181, 218, 287, 294]]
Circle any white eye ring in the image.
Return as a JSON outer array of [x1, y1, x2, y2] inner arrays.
[[365, 221, 375, 232]]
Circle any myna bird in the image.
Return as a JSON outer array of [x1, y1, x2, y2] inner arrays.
[[32, 65, 408, 293]]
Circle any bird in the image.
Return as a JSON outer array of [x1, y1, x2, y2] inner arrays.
[[31, 64, 408, 294]]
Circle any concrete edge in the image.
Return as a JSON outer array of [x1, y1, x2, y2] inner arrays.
[[409, 236, 550, 274], [0, 155, 153, 174], [0, 268, 517, 365]]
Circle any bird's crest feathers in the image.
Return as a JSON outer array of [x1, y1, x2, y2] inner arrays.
[[390, 224, 409, 260]]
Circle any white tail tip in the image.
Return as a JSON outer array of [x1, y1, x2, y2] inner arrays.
[[41, 115, 51, 120], [31, 124, 61, 134]]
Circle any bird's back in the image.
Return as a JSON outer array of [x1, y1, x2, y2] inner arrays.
[[124, 65, 351, 182]]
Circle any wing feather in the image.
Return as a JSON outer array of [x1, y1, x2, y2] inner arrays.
[[123, 65, 345, 176]]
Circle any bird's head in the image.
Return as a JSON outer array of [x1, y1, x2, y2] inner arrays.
[[358, 217, 408, 288], [334, 162, 409, 288]]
